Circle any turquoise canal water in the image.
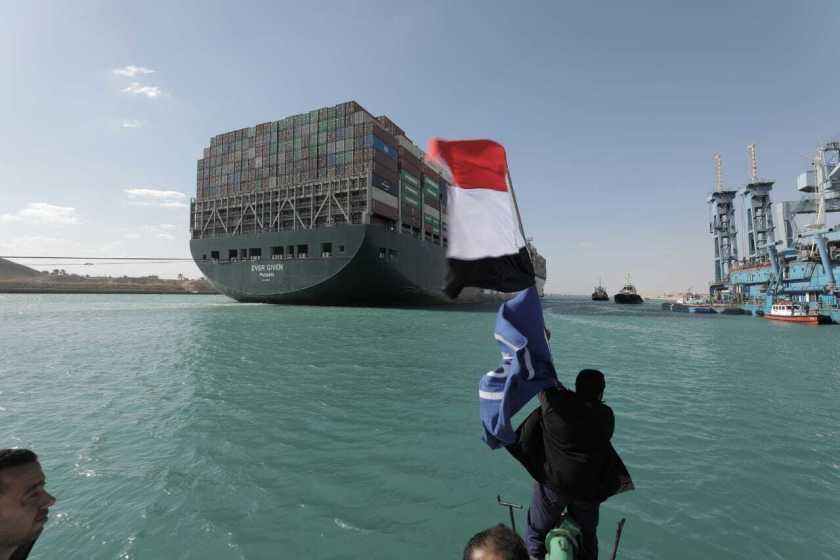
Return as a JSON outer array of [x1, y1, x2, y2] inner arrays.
[[1, 294, 838, 559]]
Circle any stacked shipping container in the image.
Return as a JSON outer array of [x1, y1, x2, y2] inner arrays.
[[398, 138, 424, 233], [197, 101, 373, 198], [192, 101, 447, 245]]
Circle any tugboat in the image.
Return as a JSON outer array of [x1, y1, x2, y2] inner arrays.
[[765, 300, 832, 325], [591, 280, 609, 301], [613, 274, 643, 304]]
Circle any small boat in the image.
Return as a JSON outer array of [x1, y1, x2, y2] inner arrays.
[[665, 301, 717, 314], [765, 301, 832, 324], [718, 306, 750, 315], [614, 274, 643, 304], [592, 282, 609, 301], [674, 292, 716, 314]]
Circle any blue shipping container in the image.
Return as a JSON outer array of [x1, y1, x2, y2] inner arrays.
[[371, 135, 398, 160]]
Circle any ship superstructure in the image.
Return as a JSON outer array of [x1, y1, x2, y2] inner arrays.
[[707, 142, 840, 322], [189, 101, 546, 305]]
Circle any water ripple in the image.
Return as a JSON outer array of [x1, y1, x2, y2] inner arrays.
[[1, 295, 838, 559]]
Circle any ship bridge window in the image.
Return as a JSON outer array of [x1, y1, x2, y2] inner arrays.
[[286, 245, 295, 259], [388, 249, 398, 261], [321, 242, 332, 257], [297, 244, 309, 258], [338, 244, 345, 254], [239, 248, 248, 259], [378, 248, 386, 259], [229, 249, 238, 261], [210, 251, 220, 261], [271, 246, 284, 260], [249, 248, 261, 261]]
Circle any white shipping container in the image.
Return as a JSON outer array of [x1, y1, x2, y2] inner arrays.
[[371, 186, 398, 207]]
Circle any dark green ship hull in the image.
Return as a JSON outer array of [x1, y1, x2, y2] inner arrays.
[[614, 293, 643, 304], [190, 224, 544, 306]]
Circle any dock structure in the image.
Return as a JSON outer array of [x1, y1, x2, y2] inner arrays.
[[741, 144, 776, 262], [707, 153, 739, 287], [707, 142, 840, 322]]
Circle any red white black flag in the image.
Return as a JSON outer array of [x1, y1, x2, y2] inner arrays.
[[426, 138, 535, 299]]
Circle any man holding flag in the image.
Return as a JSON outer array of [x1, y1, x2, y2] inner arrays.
[[428, 139, 632, 560]]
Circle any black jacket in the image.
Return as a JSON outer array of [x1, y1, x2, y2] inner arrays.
[[10, 540, 35, 560], [506, 386, 633, 503]]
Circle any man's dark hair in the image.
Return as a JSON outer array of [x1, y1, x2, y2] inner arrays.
[[0, 449, 38, 493], [463, 524, 528, 560], [576, 369, 606, 402]]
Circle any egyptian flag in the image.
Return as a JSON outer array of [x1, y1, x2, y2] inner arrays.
[[426, 139, 535, 299]]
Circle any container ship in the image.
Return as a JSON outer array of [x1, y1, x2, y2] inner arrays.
[[189, 101, 546, 305], [707, 143, 840, 322]]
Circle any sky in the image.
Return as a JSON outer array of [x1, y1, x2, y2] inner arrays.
[[2, 1, 839, 294]]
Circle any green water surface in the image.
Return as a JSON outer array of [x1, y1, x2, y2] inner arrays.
[[1, 294, 838, 559]]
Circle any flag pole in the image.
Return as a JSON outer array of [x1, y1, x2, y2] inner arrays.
[[506, 170, 534, 265]]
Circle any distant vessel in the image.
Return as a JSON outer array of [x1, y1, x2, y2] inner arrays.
[[614, 275, 643, 304], [664, 303, 717, 314], [662, 291, 717, 313], [591, 281, 609, 301], [717, 306, 750, 315], [765, 301, 831, 325]]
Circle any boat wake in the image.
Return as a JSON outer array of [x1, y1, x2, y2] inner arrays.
[[333, 518, 371, 534]]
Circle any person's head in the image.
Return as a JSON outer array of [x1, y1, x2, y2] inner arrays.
[[0, 449, 56, 551], [463, 524, 529, 560], [576, 369, 606, 402]]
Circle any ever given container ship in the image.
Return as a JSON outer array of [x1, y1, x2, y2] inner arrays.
[[190, 101, 547, 305]]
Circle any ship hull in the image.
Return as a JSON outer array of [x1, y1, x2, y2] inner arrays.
[[765, 314, 832, 325], [716, 306, 750, 315], [190, 224, 545, 306], [664, 303, 716, 313], [614, 293, 643, 304]]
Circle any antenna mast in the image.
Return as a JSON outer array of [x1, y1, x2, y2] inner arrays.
[[714, 153, 722, 192], [748, 144, 759, 183]]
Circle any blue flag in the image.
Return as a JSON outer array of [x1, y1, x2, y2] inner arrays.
[[479, 286, 557, 448]]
